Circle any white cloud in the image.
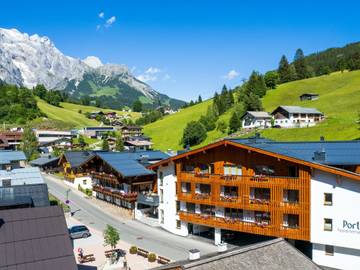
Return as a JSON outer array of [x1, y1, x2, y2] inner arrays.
[[145, 67, 161, 74], [136, 66, 162, 82], [105, 16, 116, 27], [96, 25, 101, 31], [223, 69, 239, 80], [99, 12, 104, 18]]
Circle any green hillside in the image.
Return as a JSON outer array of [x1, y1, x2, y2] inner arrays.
[[36, 99, 141, 128], [144, 70, 360, 151], [260, 70, 360, 140]]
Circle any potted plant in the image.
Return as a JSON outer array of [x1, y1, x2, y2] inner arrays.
[[148, 253, 157, 262], [129, 246, 137, 254]]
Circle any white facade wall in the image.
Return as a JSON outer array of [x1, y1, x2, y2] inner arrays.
[[274, 113, 320, 128], [242, 115, 272, 129], [158, 163, 188, 236], [311, 169, 360, 270], [65, 176, 93, 190]]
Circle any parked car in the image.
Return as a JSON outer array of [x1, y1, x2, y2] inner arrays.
[[68, 225, 91, 239], [273, 125, 281, 128]]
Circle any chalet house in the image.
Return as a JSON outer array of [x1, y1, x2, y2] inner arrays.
[[148, 137, 360, 270], [88, 110, 104, 119], [300, 93, 319, 101], [0, 167, 49, 208], [81, 126, 115, 139], [81, 151, 169, 211], [124, 136, 153, 151], [35, 129, 74, 144], [0, 206, 77, 269], [30, 155, 60, 172], [151, 238, 322, 270], [58, 151, 95, 190], [271, 106, 324, 128], [241, 111, 272, 129], [0, 131, 22, 150], [38, 137, 72, 153], [0, 150, 26, 170], [120, 125, 143, 140]]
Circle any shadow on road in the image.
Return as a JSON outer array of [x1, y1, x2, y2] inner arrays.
[[78, 265, 97, 270]]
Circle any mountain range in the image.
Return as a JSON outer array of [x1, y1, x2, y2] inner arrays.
[[0, 28, 185, 109]]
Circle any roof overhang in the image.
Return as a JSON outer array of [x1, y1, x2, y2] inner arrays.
[[148, 139, 360, 181]]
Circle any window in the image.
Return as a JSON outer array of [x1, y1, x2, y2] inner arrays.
[[324, 193, 333, 206], [254, 165, 275, 176], [2, 179, 11, 187], [181, 182, 191, 193], [159, 171, 164, 186], [176, 201, 180, 213], [160, 189, 164, 203], [325, 245, 334, 256], [224, 164, 242, 176], [288, 166, 299, 177], [324, 218, 333, 231], [283, 189, 299, 204], [283, 214, 299, 228], [176, 220, 181, 229], [83, 179, 87, 185]]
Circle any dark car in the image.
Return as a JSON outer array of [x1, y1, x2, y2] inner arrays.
[[68, 225, 91, 239], [273, 125, 281, 128]]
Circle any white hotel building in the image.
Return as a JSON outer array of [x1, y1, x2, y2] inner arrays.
[[149, 138, 360, 270]]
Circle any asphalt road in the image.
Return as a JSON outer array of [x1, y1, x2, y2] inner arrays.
[[43, 173, 218, 261]]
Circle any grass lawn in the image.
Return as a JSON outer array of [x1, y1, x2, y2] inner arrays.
[[144, 70, 360, 151], [36, 98, 141, 128]]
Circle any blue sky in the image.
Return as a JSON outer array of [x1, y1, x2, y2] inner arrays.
[[1, 0, 360, 101]]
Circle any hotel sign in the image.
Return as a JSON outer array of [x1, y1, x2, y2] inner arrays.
[[337, 220, 360, 234]]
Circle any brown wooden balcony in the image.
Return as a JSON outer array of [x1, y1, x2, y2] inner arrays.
[[91, 171, 118, 183], [179, 211, 308, 240], [93, 185, 137, 202]]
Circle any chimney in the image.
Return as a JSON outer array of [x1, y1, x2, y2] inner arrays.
[[188, 249, 200, 261], [313, 150, 326, 162]]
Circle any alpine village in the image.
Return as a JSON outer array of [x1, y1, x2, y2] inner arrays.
[[0, 2, 360, 270]]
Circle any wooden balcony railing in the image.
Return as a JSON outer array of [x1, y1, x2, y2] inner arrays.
[[179, 211, 308, 240], [178, 172, 302, 186], [91, 171, 118, 183], [93, 185, 137, 202]]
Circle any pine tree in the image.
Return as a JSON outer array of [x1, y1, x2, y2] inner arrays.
[[21, 126, 39, 160], [102, 139, 110, 151], [294, 48, 308, 80], [243, 92, 263, 111], [228, 111, 241, 134], [197, 95, 202, 103], [115, 134, 124, 151], [264, 71, 279, 89], [278, 55, 293, 83], [246, 71, 267, 97]]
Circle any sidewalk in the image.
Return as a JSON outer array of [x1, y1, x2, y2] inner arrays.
[[67, 216, 161, 270]]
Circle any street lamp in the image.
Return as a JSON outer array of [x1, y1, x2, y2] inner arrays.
[[66, 188, 71, 204]]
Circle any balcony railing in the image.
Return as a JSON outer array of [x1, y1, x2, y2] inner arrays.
[[179, 172, 301, 185], [92, 171, 118, 183], [93, 185, 137, 202]]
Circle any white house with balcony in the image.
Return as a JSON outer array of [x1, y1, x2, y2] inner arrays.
[[271, 106, 324, 128], [241, 111, 272, 129]]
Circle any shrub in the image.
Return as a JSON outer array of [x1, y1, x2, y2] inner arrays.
[[129, 246, 137, 254], [148, 253, 156, 262], [85, 189, 93, 197]]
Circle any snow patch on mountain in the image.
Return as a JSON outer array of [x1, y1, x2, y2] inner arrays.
[[0, 27, 158, 98]]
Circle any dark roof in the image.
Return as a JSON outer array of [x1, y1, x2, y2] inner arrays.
[[30, 156, 60, 166], [0, 206, 77, 270], [300, 93, 319, 97], [272, 106, 323, 115], [63, 151, 94, 168], [230, 139, 360, 166], [96, 151, 169, 177], [151, 238, 322, 270]]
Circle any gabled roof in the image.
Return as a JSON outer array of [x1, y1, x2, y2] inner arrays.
[[0, 150, 26, 164], [62, 151, 95, 168], [30, 155, 60, 166], [148, 139, 360, 181], [272, 106, 323, 115], [242, 111, 272, 119], [231, 139, 360, 166], [0, 206, 77, 270], [95, 151, 169, 178], [151, 238, 322, 270], [0, 167, 44, 186]]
